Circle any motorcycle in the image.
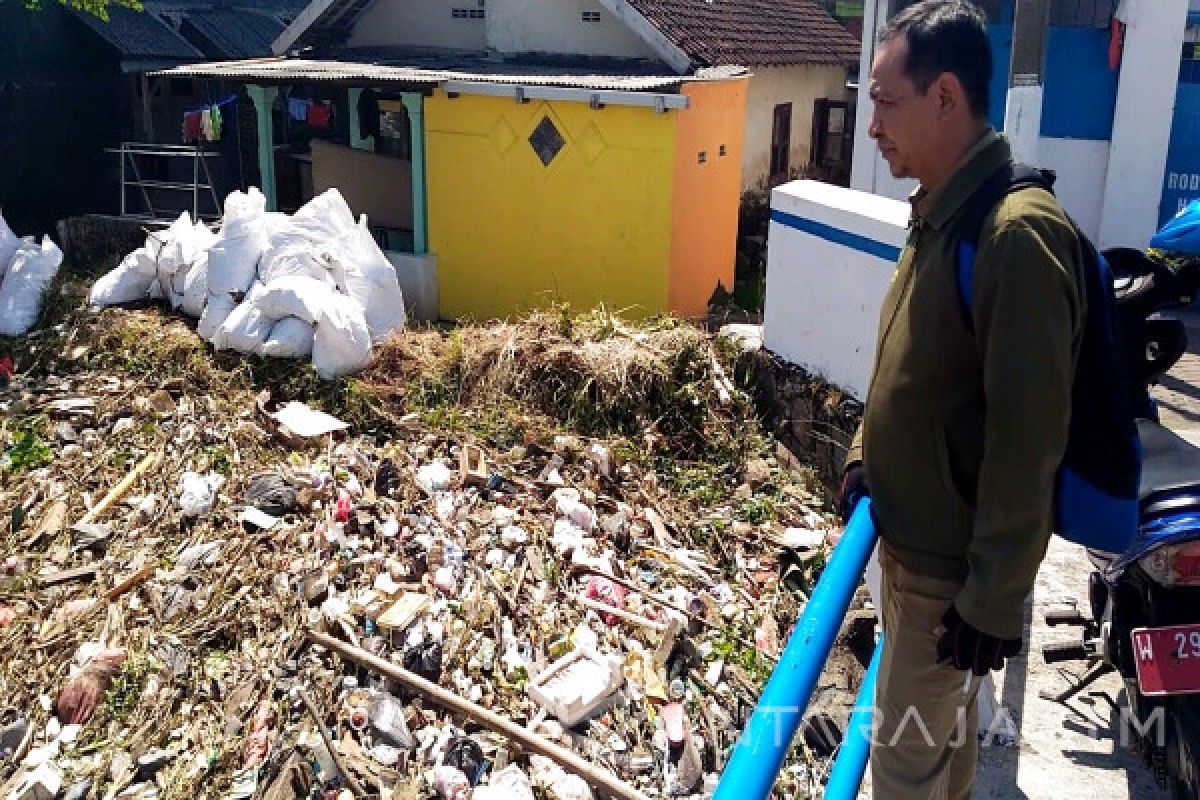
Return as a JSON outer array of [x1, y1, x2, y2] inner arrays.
[[1043, 203, 1200, 798]]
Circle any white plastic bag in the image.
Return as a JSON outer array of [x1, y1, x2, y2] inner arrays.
[[0, 211, 21, 280], [474, 766, 536, 800], [328, 217, 406, 343], [255, 276, 331, 324], [213, 284, 272, 353], [180, 253, 209, 318], [258, 190, 354, 285], [312, 292, 372, 378], [178, 471, 225, 518], [260, 317, 314, 359], [0, 236, 63, 335], [207, 188, 268, 294], [197, 291, 236, 342], [88, 253, 157, 308]]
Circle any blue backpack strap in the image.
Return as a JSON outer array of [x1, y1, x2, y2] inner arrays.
[[956, 240, 978, 322], [952, 163, 1055, 332]]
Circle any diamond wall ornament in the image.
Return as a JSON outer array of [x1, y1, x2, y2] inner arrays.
[[488, 117, 517, 155], [529, 115, 566, 167], [576, 122, 608, 163]]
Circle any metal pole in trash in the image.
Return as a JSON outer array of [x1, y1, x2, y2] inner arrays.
[[822, 634, 884, 799], [713, 499, 878, 800]]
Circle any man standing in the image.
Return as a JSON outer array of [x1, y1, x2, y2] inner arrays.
[[841, 2, 1085, 797]]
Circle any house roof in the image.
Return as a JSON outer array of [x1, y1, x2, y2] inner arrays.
[[624, 0, 861, 68], [72, 6, 204, 65], [182, 9, 288, 59], [152, 56, 745, 92]]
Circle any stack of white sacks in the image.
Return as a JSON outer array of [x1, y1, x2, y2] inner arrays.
[[0, 212, 65, 336], [89, 187, 406, 378]]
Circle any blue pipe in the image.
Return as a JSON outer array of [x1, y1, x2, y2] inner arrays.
[[713, 499, 878, 800], [823, 635, 884, 798]]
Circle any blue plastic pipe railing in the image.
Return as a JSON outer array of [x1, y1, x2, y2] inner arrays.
[[713, 499, 878, 800], [822, 635, 884, 798]]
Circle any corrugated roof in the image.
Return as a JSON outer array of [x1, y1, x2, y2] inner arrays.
[[151, 57, 745, 90], [625, 0, 861, 68], [72, 6, 203, 62], [183, 9, 287, 59]]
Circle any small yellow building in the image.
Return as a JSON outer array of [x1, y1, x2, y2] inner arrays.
[[155, 59, 748, 321]]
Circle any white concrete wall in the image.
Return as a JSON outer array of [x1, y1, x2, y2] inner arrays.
[[743, 65, 849, 191], [1039, 137, 1110, 241], [763, 180, 908, 399], [486, 0, 656, 58], [1098, 0, 1190, 248], [348, 0, 486, 50]]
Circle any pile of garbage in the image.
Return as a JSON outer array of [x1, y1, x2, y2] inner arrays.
[[88, 188, 407, 379], [0, 213, 64, 337], [0, 311, 850, 799]]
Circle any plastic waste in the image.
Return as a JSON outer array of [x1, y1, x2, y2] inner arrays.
[[0, 236, 63, 335], [197, 292, 237, 342], [433, 766, 471, 800], [312, 291, 372, 379], [207, 188, 268, 294], [474, 765, 536, 800], [259, 316, 315, 359], [0, 210, 20, 278], [178, 471, 225, 518]]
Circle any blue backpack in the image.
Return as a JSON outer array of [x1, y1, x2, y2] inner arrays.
[[954, 163, 1141, 553]]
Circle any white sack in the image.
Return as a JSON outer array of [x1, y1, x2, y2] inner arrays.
[[328, 216, 406, 343], [257, 191, 353, 285], [214, 284, 272, 353], [260, 316, 315, 359], [207, 188, 268, 294], [180, 253, 209, 318], [255, 276, 331, 324], [197, 291, 236, 342], [0, 211, 21, 280], [312, 292, 372, 379], [89, 253, 157, 308], [0, 236, 63, 335]]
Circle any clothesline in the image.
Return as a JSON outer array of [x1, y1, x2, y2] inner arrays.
[[183, 94, 237, 115]]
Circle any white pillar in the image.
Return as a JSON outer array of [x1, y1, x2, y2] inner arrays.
[[1098, 0, 1190, 249], [850, 0, 887, 193], [1002, 84, 1043, 164]]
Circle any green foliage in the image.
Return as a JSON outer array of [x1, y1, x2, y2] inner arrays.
[[1, 419, 52, 475], [18, 0, 143, 22]]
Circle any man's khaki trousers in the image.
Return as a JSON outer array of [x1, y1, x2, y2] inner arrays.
[[871, 545, 982, 800]]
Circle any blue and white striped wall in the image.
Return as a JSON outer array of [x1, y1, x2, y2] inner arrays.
[[763, 180, 908, 400]]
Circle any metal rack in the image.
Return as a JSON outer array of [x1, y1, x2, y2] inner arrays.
[[105, 142, 222, 222]]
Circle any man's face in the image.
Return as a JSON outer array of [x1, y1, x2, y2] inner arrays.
[[868, 37, 943, 182]]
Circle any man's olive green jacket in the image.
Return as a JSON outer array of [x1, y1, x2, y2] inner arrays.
[[848, 131, 1085, 640]]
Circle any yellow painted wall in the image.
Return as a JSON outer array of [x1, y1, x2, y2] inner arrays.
[[669, 78, 748, 318], [426, 90, 677, 320]]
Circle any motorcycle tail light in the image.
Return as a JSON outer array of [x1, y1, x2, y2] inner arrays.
[[1138, 540, 1200, 587]]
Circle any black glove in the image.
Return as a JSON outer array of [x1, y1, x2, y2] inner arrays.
[[838, 462, 868, 521], [936, 605, 1022, 676]]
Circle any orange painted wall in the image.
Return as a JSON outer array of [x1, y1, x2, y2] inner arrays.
[[668, 78, 748, 318]]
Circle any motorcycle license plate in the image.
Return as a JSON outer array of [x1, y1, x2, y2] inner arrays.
[[1132, 625, 1200, 696]]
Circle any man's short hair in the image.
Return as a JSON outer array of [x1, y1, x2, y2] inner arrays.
[[879, 0, 992, 119]]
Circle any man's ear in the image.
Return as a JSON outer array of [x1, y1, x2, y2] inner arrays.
[[933, 72, 963, 117]]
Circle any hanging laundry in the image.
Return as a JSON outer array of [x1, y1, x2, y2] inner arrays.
[[306, 101, 331, 128], [209, 105, 223, 141], [183, 111, 203, 143], [288, 97, 309, 121], [357, 91, 380, 140], [201, 108, 214, 141]]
